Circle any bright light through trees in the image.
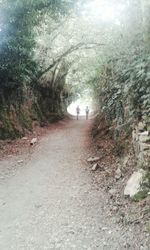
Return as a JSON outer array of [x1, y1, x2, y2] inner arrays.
[[67, 97, 93, 116], [33, 0, 145, 118], [0, 0, 149, 141], [81, 0, 126, 23]]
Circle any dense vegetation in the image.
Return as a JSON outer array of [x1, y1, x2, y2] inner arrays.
[[0, 0, 75, 138], [0, 0, 149, 145]]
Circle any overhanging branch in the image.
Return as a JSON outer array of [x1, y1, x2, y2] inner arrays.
[[37, 42, 105, 80]]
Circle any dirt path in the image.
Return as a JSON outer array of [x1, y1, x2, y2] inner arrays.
[[0, 118, 149, 250]]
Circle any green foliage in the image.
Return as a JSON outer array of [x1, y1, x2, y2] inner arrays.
[[0, 1, 37, 89], [94, 52, 150, 131], [0, 109, 23, 139], [0, 0, 149, 140], [131, 171, 150, 202], [0, 0, 76, 138], [148, 222, 150, 233], [132, 190, 148, 202], [0, 0, 75, 90]]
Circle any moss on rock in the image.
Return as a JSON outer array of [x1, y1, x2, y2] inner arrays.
[[131, 171, 150, 202]]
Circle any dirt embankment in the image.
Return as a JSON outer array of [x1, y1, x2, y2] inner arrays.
[[89, 116, 150, 240]]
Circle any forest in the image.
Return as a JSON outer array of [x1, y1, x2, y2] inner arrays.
[[0, 1, 150, 248], [0, 1, 149, 167]]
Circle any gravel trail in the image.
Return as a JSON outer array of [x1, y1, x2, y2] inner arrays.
[[0, 118, 149, 250]]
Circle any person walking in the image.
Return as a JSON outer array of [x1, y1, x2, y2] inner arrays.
[[85, 106, 89, 120], [76, 105, 80, 120]]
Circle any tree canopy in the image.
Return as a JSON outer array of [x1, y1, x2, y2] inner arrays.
[[0, 0, 149, 138]]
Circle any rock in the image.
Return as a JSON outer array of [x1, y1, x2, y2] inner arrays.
[[115, 167, 122, 180], [87, 156, 100, 163], [138, 122, 146, 132], [91, 163, 100, 171], [109, 189, 117, 196], [17, 160, 24, 164], [123, 156, 129, 168], [132, 130, 137, 141], [30, 138, 37, 146], [139, 132, 150, 143], [140, 245, 144, 250], [22, 137, 28, 140], [140, 143, 150, 151], [124, 169, 146, 198], [102, 227, 108, 231], [139, 131, 149, 136]]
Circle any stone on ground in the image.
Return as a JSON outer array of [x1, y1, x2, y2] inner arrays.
[[22, 137, 28, 140], [115, 167, 122, 180], [91, 163, 100, 171], [124, 169, 146, 198], [87, 156, 100, 163], [109, 189, 117, 196], [30, 138, 38, 146]]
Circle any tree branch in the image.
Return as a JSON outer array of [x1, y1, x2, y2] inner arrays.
[[37, 42, 104, 80]]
